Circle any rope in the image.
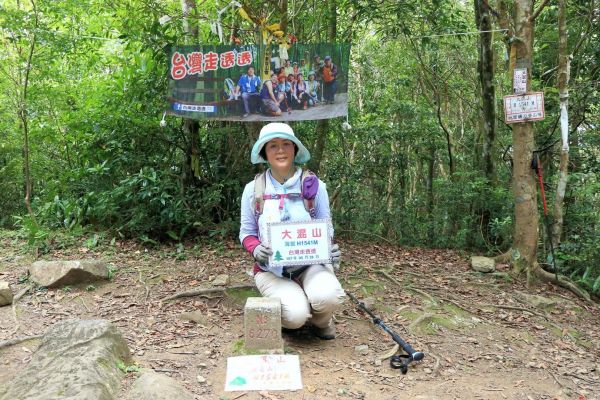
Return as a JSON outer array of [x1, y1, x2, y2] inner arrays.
[[409, 29, 508, 39]]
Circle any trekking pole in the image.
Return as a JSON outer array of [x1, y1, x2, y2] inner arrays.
[[531, 152, 559, 281], [346, 291, 424, 374]]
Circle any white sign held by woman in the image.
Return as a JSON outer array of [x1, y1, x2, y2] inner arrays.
[[267, 219, 332, 267]]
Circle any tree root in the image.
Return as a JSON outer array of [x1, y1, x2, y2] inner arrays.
[[478, 303, 549, 320], [428, 350, 442, 376], [493, 250, 513, 264], [161, 284, 256, 302], [11, 285, 31, 335], [0, 334, 43, 350], [377, 270, 437, 304], [408, 313, 435, 333], [376, 269, 494, 321], [533, 263, 594, 305]]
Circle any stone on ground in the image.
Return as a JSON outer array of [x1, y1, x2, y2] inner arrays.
[[29, 260, 110, 288], [244, 297, 284, 354], [0, 319, 131, 400], [0, 281, 13, 306], [211, 273, 230, 286], [178, 310, 207, 324], [125, 370, 194, 400], [470, 256, 496, 273], [354, 344, 369, 355], [519, 293, 557, 310]]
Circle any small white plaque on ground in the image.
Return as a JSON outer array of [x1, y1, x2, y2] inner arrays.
[[503, 92, 545, 123], [224, 355, 303, 391]]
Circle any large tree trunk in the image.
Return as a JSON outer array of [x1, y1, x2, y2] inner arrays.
[[19, 0, 38, 221], [475, 0, 496, 182], [180, 0, 200, 190], [510, 0, 539, 286], [552, 0, 570, 248], [427, 143, 435, 242]]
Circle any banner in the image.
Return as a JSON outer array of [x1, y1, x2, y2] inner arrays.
[[166, 43, 351, 121]]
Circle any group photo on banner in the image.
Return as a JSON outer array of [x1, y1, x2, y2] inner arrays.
[[167, 43, 351, 121]]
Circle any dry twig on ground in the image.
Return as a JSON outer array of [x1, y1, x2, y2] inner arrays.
[[478, 303, 549, 320]]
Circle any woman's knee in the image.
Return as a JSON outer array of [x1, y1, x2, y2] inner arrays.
[[307, 287, 345, 312], [281, 302, 311, 329]]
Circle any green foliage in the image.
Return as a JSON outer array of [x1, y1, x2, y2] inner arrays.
[[107, 264, 117, 280], [116, 359, 140, 374], [13, 215, 50, 251], [553, 173, 600, 295]]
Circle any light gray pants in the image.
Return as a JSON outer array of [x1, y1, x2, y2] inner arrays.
[[254, 264, 346, 329]]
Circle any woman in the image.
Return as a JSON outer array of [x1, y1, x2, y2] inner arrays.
[[239, 123, 344, 339], [306, 71, 320, 106], [277, 75, 292, 112], [292, 73, 310, 109], [283, 59, 294, 77], [259, 73, 282, 116]]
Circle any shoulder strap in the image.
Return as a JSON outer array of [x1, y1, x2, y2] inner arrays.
[[253, 171, 267, 219], [301, 169, 317, 219], [254, 169, 318, 219]]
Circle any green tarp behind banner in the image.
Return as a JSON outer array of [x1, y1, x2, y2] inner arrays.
[[166, 43, 351, 121]]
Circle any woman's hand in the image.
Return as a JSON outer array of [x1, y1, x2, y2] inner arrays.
[[253, 244, 273, 264]]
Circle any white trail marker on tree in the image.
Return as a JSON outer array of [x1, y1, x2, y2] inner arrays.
[[503, 92, 545, 123]]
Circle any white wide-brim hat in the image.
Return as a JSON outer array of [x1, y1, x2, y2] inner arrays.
[[250, 123, 311, 164]]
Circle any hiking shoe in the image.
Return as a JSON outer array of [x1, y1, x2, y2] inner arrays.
[[313, 320, 336, 340], [242, 113, 250, 118]]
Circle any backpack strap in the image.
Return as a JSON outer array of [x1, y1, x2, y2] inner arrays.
[[253, 171, 267, 220], [253, 169, 319, 220]]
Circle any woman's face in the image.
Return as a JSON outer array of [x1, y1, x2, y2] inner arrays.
[[265, 138, 295, 172], [308, 74, 314, 81]]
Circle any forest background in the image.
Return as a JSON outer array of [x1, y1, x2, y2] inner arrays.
[[0, 0, 598, 298]]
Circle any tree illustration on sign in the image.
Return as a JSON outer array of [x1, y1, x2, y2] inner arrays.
[[274, 250, 283, 261]]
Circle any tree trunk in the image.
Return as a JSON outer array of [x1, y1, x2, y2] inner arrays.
[[384, 141, 398, 238], [510, 0, 539, 285], [427, 143, 435, 241], [475, 0, 497, 183], [552, 0, 570, 248], [19, 0, 38, 221], [180, 0, 198, 38], [180, 0, 200, 190], [436, 103, 455, 177], [327, 0, 336, 41]]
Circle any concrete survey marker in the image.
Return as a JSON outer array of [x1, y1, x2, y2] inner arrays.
[[244, 297, 284, 354]]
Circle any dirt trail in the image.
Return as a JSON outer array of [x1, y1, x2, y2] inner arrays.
[[0, 235, 598, 400]]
